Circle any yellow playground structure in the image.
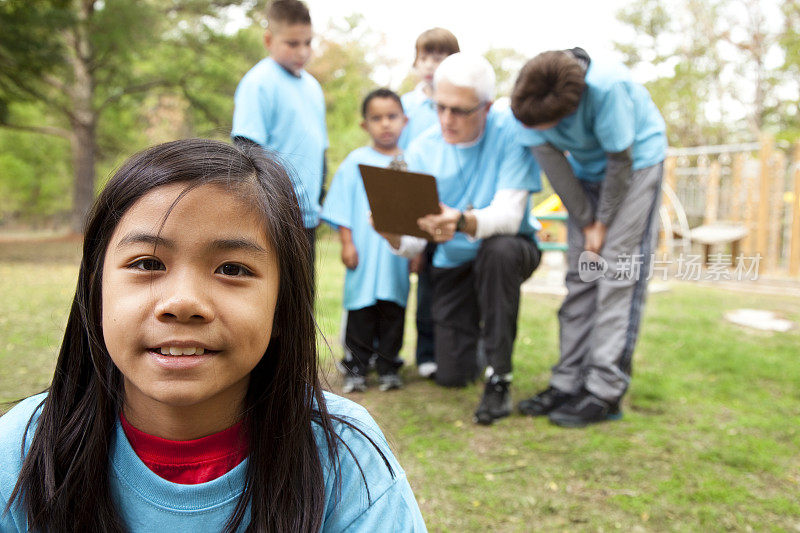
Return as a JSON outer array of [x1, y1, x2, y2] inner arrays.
[[533, 194, 568, 251]]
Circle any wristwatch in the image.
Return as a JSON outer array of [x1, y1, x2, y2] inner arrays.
[[456, 211, 467, 232]]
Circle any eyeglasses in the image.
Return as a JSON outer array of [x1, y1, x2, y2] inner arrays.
[[434, 101, 485, 118]]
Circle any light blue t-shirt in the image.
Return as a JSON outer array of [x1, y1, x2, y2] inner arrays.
[[515, 60, 667, 182], [406, 107, 542, 268], [321, 146, 410, 311], [232, 57, 329, 227], [0, 393, 426, 532], [399, 85, 437, 150]]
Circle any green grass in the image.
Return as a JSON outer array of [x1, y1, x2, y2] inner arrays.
[[2, 235, 800, 532]]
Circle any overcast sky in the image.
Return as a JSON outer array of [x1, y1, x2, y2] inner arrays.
[[305, 0, 636, 87]]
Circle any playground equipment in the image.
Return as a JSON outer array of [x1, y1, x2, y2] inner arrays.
[[532, 136, 800, 278], [532, 194, 567, 252], [532, 185, 694, 259]]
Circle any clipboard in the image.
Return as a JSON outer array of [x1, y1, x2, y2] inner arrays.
[[359, 164, 440, 241]]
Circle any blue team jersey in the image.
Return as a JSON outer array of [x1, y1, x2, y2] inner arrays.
[[399, 85, 437, 150], [406, 107, 542, 269], [515, 60, 666, 182], [0, 393, 427, 532], [232, 57, 329, 227], [321, 146, 410, 310]]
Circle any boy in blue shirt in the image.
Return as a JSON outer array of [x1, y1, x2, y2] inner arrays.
[[399, 28, 460, 150], [322, 89, 410, 393], [231, 0, 327, 272], [510, 48, 667, 427], [399, 28, 460, 380]]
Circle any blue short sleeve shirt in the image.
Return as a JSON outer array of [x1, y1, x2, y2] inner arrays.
[[0, 393, 427, 532], [232, 57, 328, 227], [321, 147, 410, 310], [406, 107, 541, 268], [399, 85, 437, 150], [515, 60, 666, 182]]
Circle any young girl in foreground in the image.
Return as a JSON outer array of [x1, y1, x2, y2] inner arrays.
[[0, 139, 426, 532]]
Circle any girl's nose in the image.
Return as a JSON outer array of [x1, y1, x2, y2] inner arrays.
[[153, 273, 214, 323]]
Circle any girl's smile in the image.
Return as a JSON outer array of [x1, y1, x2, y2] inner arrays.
[[146, 343, 218, 371], [101, 182, 280, 439]]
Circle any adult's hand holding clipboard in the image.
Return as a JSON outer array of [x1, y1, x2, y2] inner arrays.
[[359, 164, 440, 241]]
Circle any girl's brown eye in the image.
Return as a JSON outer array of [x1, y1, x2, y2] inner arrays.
[[131, 258, 165, 271], [217, 263, 252, 277]]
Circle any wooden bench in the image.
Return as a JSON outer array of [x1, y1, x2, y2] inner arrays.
[[685, 223, 748, 264]]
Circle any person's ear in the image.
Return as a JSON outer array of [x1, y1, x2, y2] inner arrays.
[[360, 120, 367, 132], [263, 30, 273, 49]]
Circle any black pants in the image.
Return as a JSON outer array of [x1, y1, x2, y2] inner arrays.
[[431, 235, 541, 387], [345, 300, 406, 377], [415, 243, 436, 366]]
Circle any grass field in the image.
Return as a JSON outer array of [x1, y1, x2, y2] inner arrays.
[[1, 235, 799, 531]]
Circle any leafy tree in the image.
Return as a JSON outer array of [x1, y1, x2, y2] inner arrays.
[[614, 0, 799, 146], [307, 14, 386, 171], [485, 47, 527, 98], [0, 0, 265, 232], [0, 105, 71, 226], [778, 0, 800, 139]]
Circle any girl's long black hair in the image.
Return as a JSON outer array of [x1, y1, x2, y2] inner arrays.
[[8, 139, 390, 532]]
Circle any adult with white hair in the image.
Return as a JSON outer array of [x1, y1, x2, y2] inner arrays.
[[381, 53, 542, 425]]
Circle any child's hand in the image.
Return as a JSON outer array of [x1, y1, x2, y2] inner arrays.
[[369, 212, 403, 249], [583, 221, 607, 254], [341, 241, 359, 269]]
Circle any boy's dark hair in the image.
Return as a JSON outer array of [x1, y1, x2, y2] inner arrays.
[[267, 0, 311, 28], [9, 139, 391, 532], [414, 28, 460, 62], [511, 50, 587, 127], [361, 88, 403, 118]]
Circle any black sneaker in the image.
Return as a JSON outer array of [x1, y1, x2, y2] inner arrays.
[[473, 376, 512, 425], [518, 386, 573, 416], [548, 389, 622, 428]]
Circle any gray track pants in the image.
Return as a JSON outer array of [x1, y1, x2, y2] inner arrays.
[[550, 162, 663, 402]]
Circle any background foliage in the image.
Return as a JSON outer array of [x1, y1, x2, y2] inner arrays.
[[0, 0, 798, 226], [615, 0, 800, 146]]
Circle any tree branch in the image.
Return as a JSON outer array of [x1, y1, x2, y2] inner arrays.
[[42, 74, 68, 93], [0, 73, 76, 123], [0, 121, 71, 139], [98, 79, 174, 111], [179, 82, 223, 128]]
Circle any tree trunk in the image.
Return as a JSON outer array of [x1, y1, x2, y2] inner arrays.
[[68, 0, 96, 234], [69, 119, 95, 233]]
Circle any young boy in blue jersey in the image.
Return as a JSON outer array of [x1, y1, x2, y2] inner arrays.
[[399, 28, 460, 380], [231, 0, 327, 274], [322, 89, 410, 393], [510, 48, 667, 427], [399, 28, 460, 150]]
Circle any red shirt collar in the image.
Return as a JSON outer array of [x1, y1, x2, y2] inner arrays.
[[120, 412, 248, 485]]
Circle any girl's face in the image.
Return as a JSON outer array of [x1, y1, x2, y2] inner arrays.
[[101, 183, 279, 432]]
